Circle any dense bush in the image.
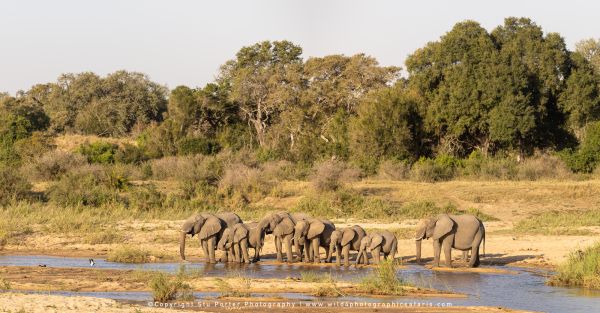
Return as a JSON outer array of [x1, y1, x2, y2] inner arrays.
[[218, 163, 274, 206], [410, 155, 462, 182], [0, 166, 32, 205], [177, 137, 221, 156], [560, 122, 600, 173], [78, 141, 119, 164], [115, 143, 148, 164], [311, 159, 361, 192], [47, 165, 122, 206], [25, 150, 87, 180], [549, 242, 600, 289], [516, 154, 573, 180]]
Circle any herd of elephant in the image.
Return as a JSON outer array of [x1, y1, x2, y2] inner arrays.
[[179, 211, 486, 268]]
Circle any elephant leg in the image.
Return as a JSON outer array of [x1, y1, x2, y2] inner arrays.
[[241, 241, 250, 264], [201, 239, 209, 261], [275, 236, 283, 262], [253, 245, 260, 262], [284, 235, 294, 263], [469, 231, 484, 268], [342, 246, 350, 266], [233, 243, 241, 263], [207, 237, 216, 264], [324, 246, 330, 263], [373, 247, 381, 264], [442, 240, 452, 268], [312, 238, 321, 264], [433, 240, 441, 267], [462, 250, 468, 262]]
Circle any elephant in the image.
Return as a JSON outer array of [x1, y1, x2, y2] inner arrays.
[[179, 211, 242, 263], [415, 213, 485, 268], [294, 218, 335, 264], [329, 225, 366, 266], [356, 231, 397, 265], [217, 222, 264, 263], [258, 211, 309, 262]]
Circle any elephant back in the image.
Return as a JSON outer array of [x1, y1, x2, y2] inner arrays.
[[379, 230, 397, 252], [350, 225, 366, 250], [217, 212, 243, 227], [319, 219, 336, 247]]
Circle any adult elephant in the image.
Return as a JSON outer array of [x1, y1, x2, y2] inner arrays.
[[329, 225, 366, 266], [179, 212, 242, 263], [294, 218, 335, 264], [258, 211, 309, 262], [415, 213, 485, 268], [217, 222, 263, 263]]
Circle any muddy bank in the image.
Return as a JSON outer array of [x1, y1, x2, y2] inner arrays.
[[0, 266, 456, 298]]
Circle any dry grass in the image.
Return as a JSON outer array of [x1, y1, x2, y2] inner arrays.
[[514, 210, 600, 235], [548, 242, 600, 289]]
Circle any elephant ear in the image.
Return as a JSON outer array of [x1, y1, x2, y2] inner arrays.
[[307, 220, 325, 240], [199, 217, 221, 239], [369, 234, 383, 250], [273, 218, 295, 236], [415, 219, 428, 240], [233, 224, 249, 243], [432, 214, 454, 240], [341, 229, 356, 246]]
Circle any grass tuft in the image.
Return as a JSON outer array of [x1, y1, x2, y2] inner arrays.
[[214, 278, 251, 298], [148, 272, 193, 302], [548, 242, 600, 289], [300, 271, 335, 283], [359, 260, 408, 295], [107, 245, 152, 263]]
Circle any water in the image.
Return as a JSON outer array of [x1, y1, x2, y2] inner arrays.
[[2, 255, 599, 313]]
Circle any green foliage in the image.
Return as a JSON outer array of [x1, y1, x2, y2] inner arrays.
[[349, 86, 423, 173], [410, 155, 462, 182], [78, 141, 118, 164], [115, 143, 148, 164], [549, 242, 600, 289], [559, 122, 600, 173]]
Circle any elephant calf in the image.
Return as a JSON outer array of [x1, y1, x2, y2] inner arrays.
[[356, 230, 398, 265], [329, 225, 366, 266], [415, 213, 485, 268], [217, 222, 264, 263]]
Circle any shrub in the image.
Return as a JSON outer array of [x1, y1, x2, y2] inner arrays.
[[0, 166, 32, 205], [218, 163, 273, 205], [214, 278, 250, 298], [47, 165, 120, 206], [410, 155, 461, 182], [559, 122, 600, 173], [107, 245, 151, 263], [359, 260, 407, 295], [177, 137, 221, 156], [78, 141, 118, 164], [516, 154, 572, 180], [25, 150, 87, 180], [115, 143, 148, 164], [549, 242, 600, 289], [300, 271, 335, 283], [311, 159, 361, 192], [149, 272, 193, 301], [313, 283, 345, 297], [377, 159, 411, 180], [127, 184, 165, 212], [150, 155, 222, 184]]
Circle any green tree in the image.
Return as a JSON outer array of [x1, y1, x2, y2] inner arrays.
[[349, 85, 423, 173], [221, 40, 303, 146], [576, 38, 600, 73]]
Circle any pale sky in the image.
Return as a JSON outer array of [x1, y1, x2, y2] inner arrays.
[[1, 0, 599, 94]]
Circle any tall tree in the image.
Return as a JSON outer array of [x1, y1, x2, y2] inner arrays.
[[576, 38, 600, 73], [221, 41, 303, 146]]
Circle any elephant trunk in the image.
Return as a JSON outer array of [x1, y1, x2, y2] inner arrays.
[[415, 239, 422, 264], [180, 232, 187, 260]]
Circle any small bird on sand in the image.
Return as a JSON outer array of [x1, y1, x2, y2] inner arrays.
[[38, 264, 46, 267], [89, 258, 95, 266]]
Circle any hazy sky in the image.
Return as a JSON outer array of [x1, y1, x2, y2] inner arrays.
[[1, 0, 599, 94]]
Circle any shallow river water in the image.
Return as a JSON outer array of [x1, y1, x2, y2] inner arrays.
[[1, 255, 599, 313]]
